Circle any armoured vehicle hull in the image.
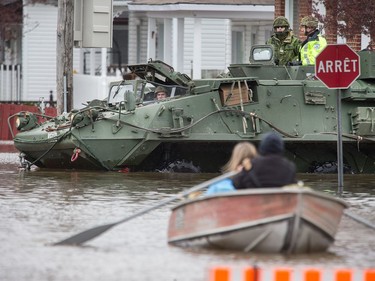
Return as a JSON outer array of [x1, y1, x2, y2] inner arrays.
[[10, 46, 375, 173]]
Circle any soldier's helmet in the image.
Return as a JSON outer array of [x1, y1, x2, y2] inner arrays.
[[155, 86, 167, 94], [300, 16, 319, 28], [273, 16, 290, 29], [154, 86, 167, 99]]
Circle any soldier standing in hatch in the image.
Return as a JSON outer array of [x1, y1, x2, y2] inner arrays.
[[299, 15, 327, 65], [154, 86, 168, 101], [266, 16, 301, 66]]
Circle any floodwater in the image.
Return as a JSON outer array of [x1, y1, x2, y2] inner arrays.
[[0, 152, 374, 281]]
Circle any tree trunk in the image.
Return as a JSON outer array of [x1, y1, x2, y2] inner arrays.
[[56, 0, 74, 115]]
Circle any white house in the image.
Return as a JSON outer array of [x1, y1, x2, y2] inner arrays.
[[127, 0, 275, 78], [1, 0, 275, 108]]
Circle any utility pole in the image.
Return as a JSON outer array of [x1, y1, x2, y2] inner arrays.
[[56, 0, 74, 114]]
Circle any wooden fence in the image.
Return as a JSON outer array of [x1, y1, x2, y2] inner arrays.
[[0, 104, 57, 140]]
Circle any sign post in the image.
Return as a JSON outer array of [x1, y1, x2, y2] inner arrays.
[[315, 44, 360, 194]]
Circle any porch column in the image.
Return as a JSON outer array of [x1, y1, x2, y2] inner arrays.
[[128, 12, 139, 65], [173, 18, 184, 73], [192, 18, 202, 79], [101, 48, 107, 77], [147, 18, 157, 60], [163, 18, 173, 65], [90, 49, 95, 76], [245, 25, 253, 63]]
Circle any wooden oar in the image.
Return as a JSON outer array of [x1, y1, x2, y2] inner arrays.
[[54, 171, 237, 246], [344, 210, 375, 230]]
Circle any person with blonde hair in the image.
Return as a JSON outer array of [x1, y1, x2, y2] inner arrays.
[[221, 142, 258, 173], [233, 132, 296, 189], [205, 142, 257, 195]]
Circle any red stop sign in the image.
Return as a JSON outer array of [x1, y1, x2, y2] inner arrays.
[[315, 44, 360, 89]]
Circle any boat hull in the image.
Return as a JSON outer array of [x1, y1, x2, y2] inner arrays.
[[167, 187, 348, 254]]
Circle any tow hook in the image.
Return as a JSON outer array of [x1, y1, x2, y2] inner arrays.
[[71, 148, 81, 162]]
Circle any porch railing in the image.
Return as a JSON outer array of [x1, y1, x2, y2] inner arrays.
[[0, 64, 21, 102]]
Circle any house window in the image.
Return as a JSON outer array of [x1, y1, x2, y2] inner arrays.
[[156, 22, 164, 61], [112, 14, 129, 69], [232, 29, 244, 64]]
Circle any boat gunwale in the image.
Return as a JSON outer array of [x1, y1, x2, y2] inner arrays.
[[171, 187, 349, 210]]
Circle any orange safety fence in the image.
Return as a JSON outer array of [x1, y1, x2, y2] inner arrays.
[[209, 267, 375, 281]]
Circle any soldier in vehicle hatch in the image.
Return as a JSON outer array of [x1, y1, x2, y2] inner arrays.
[[299, 15, 327, 65], [154, 86, 168, 101], [266, 16, 301, 66]]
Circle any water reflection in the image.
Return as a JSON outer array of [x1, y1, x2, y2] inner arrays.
[[0, 153, 374, 281]]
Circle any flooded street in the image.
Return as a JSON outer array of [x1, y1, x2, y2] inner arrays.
[[0, 152, 374, 281]]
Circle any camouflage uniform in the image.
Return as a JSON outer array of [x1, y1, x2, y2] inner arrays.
[[266, 16, 301, 66], [299, 16, 327, 65]]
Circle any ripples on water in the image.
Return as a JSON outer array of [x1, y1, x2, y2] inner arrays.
[[0, 153, 374, 281]]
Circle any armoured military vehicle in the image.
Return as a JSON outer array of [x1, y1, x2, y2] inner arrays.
[[9, 45, 375, 173]]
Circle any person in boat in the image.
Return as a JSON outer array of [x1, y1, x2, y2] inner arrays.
[[299, 15, 327, 65], [205, 142, 257, 195], [266, 16, 301, 66], [155, 86, 168, 101], [232, 132, 296, 189]]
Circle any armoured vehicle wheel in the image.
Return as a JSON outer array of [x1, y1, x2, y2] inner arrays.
[[311, 162, 354, 174], [159, 160, 201, 173]]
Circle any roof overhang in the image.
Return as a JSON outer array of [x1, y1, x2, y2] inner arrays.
[[128, 4, 274, 20]]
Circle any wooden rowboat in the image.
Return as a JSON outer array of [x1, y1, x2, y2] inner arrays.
[[167, 186, 348, 254]]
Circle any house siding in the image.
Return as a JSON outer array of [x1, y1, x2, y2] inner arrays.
[[183, 18, 230, 77], [22, 4, 57, 101], [201, 18, 230, 72], [139, 17, 149, 64], [22, 4, 80, 102], [128, 14, 149, 65], [128, 12, 138, 65]]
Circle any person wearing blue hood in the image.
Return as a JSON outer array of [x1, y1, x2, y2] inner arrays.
[[232, 132, 296, 189]]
